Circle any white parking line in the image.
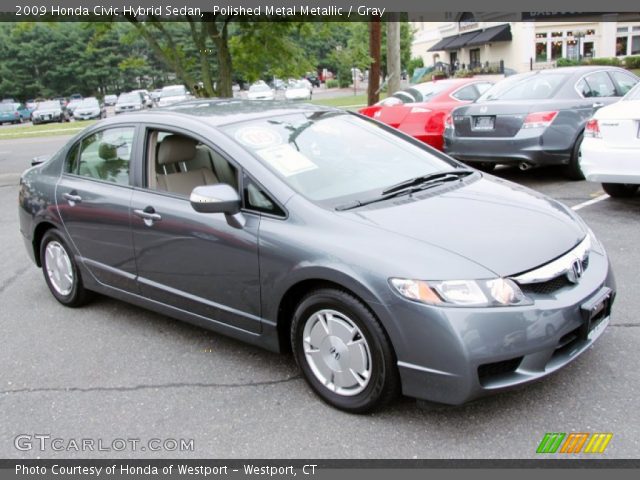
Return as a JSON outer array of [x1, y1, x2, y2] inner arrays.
[[571, 193, 610, 211]]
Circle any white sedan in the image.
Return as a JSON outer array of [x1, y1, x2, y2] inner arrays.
[[580, 83, 640, 197], [285, 81, 312, 101], [247, 83, 275, 101]]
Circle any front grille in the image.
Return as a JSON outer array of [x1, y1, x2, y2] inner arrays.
[[478, 356, 523, 385], [518, 257, 589, 296], [521, 275, 572, 295]]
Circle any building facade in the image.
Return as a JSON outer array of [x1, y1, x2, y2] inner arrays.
[[411, 14, 640, 74]]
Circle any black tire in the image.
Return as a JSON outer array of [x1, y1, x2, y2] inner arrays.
[[602, 183, 638, 198], [564, 133, 585, 180], [40, 229, 91, 307], [291, 288, 400, 413], [474, 162, 496, 173]]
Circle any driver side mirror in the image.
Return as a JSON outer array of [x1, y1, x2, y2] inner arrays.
[[190, 184, 245, 229]]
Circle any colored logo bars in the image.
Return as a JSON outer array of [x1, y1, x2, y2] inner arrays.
[[537, 433, 613, 454]]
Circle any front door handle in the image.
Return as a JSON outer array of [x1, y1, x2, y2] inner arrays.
[[63, 192, 82, 205], [134, 207, 162, 226]]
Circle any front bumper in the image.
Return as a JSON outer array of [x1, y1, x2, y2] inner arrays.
[[581, 138, 640, 184], [384, 250, 615, 405], [443, 129, 572, 166]]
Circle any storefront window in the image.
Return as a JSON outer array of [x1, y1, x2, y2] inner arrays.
[[536, 42, 547, 62], [632, 36, 640, 55], [551, 41, 563, 60], [584, 42, 594, 58], [616, 36, 628, 56]]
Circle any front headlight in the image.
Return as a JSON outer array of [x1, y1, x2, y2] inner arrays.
[[390, 277, 531, 307]]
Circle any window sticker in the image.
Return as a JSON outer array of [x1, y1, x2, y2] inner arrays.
[[256, 144, 318, 177], [235, 126, 282, 149]]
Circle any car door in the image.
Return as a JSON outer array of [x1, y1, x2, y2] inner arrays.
[[56, 125, 138, 291], [130, 127, 262, 334]]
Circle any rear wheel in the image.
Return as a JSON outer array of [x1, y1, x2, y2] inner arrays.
[[291, 288, 399, 413], [602, 183, 638, 198], [564, 133, 585, 180], [40, 230, 91, 307]]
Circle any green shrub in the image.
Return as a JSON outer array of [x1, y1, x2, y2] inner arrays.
[[454, 70, 474, 78], [325, 79, 339, 89], [407, 57, 425, 77], [337, 76, 351, 88], [586, 57, 621, 66], [624, 56, 640, 69], [557, 58, 581, 67]]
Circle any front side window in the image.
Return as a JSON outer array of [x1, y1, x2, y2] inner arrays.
[[222, 111, 457, 205], [75, 127, 135, 185]]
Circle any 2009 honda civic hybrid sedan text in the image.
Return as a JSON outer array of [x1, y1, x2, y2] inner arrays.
[[18, 100, 615, 412], [443, 66, 638, 179]]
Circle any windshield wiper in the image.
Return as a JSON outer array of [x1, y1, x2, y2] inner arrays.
[[381, 169, 474, 195], [335, 170, 474, 211]]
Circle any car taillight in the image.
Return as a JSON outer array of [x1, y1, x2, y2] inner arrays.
[[444, 113, 453, 128], [522, 111, 558, 129], [584, 118, 601, 138]]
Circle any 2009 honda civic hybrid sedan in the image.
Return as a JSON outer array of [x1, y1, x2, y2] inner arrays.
[[443, 66, 638, 179], [18, 100, 615, 412]]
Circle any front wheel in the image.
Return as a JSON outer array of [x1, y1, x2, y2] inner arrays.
[[602, 183, 638, 198], [291, 288, 399, 413], [40, 229, 91, 307]]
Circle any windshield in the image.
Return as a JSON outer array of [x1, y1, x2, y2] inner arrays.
[[118, 94, 140, 103], [623, 82, 640, 101], [38, 101, 59, 110], [290, 81, 308, 89], [477, 72, 569, 101], [0, 103, 14, 112], [250, 84, 271, 92], [221, 112, 457, 204], [161, 87, 185, 97], [79, 98, 99, 107]]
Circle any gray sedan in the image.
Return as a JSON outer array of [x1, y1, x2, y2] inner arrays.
[[443, 66, 638, 179], [18, 101, 615, 412]]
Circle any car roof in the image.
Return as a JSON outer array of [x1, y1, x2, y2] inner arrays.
[[96, 99, 337, 127], [529, 66, 628, 76]]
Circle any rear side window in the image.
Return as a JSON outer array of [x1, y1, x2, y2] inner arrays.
[[581, 72, 617, 98], [451, 85, 479, 101], [610, 71, 638, 95], [75, 127, 135, 185]]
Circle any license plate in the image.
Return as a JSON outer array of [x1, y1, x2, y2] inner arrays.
[[580, 287, 613, 340], [474, 116, 494, 130]]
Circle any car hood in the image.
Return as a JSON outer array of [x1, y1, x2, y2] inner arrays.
[[34, 109, 60, 115], [340, 175, 585, 277]]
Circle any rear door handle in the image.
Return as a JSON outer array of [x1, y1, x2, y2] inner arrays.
[[592, 102, 605, 109], [63, 192, 82, 204], [134, 207, 162, 226]]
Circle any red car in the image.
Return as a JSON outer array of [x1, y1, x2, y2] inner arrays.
[[359, 78, 493, 151]]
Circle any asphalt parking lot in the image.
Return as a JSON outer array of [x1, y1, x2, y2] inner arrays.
[[1, 134, 639, 459]]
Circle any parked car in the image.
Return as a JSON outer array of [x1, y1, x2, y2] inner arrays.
[[150, 89, 162, 103], [31, 100, 69, 124], [284, 80, 312, 101], [271, 78, 287, 91], [247, 83, 274, 100], [25, 99, 38, 111], [0, 102, 31, 124], [18, 100, 614, 412], [66, 98, 83, 115], [73, 97, 106, 121], [444, 66, 639, 178], [580, 82, 640, 197], [114, 92, 146, 114], [69, 93, 83, 101], [157, 85, 191, 107], [132, 89, 154, 109], [359, 79, 494, 151], [54, 97, 68, 108], [304, 73, 321, 88], [103, 94, 118, 106]]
